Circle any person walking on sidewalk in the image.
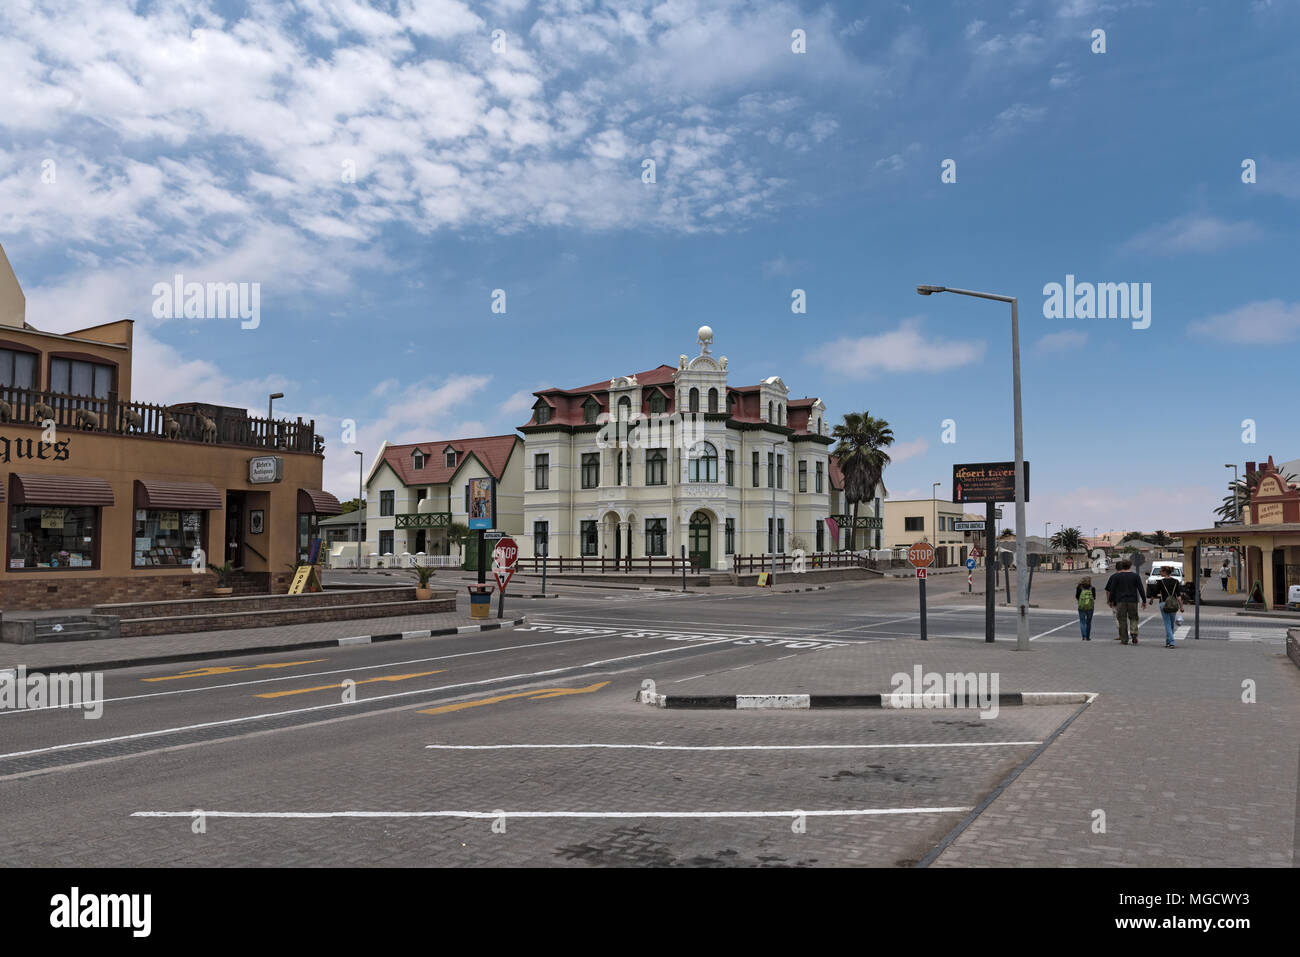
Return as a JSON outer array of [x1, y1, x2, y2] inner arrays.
[[1220, 560, 1231, 592], [1104, 558, 1147, 644], [1076, 575, 1097, 640], [1152, 565, 1183, 648]]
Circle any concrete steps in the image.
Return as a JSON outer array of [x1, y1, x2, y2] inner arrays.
[[2, 614, 121, 645]]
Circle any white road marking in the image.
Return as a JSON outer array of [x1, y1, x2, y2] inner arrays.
[[132, 807, 974, 820], [0, 639, 758, 762], [1029, 619, 1078, 642], [1174, 626, 1190, 640], [423, 742, 1043, 751], [0, 633, 613, 717]]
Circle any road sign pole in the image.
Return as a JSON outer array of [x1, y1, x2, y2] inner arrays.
[[497, 578, 505, 618], [681, 544, 687, 593], [540, 541, 547, 597], [985, 501, 996, 642], [1193, 542, 1201, 640], [477, 529, 485, 584], [919, 574, 927, 640]]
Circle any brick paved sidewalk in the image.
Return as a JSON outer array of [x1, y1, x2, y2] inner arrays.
[[0, 602, 528, 673], [654, 635, 1300, 867]]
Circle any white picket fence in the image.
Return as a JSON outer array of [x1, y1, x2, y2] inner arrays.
[[324, 552, 461, 570]]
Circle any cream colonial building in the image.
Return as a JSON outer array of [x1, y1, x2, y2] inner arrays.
[[518, 328, 836, 570], [358, 435, 523, 563]]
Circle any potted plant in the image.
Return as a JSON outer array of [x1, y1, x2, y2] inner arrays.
[[210, 560, 235, 596], [413, 564, 436, 600]]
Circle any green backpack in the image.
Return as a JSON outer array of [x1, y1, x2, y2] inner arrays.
[[1078, 587, 1094, 612]]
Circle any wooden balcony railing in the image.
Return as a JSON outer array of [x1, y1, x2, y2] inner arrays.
[[0, 386, 324, 454]]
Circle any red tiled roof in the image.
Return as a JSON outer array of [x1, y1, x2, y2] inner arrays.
[[378, 435, 519, 486], [828, 458, 844, 491]]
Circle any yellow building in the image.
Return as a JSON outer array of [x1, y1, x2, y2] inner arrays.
[[0, 243, 334, 609], [882, 498, 970, 567]]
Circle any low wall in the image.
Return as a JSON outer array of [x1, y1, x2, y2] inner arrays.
[[1288, 628, 1300, 670]]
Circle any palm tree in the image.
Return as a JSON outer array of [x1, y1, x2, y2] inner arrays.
[[831, 412, 894, 550], [446, 521, 469, 561], [1049, 526, 1085, 565], [1215, 469, 1298, 522]]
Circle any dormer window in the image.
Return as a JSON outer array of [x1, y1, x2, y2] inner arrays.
[[583, 397, 600, 425], [413, 451, 425, 470], [445, 450, 456, 469], [534, 401, 551, 425], [618, 396, 632, 419], [648, 392, 666, 415]]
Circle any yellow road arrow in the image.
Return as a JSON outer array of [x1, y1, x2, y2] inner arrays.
[[256, 670, 447, 699], [418, 681, 610, 716], [144, 660, 327, 682]]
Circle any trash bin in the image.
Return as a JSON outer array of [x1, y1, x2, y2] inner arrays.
[[467, 583, 494, 620]]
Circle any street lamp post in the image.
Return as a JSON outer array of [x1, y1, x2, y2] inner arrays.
[[354, 450, 364, 574], [268, 392, 285, 448], [1225, 463, 1241, 589], [919, 284, 1029, 649], [932, 481, 941, 564]]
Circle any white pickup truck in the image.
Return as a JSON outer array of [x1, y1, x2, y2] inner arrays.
[[1147, 561, 1194, 598]]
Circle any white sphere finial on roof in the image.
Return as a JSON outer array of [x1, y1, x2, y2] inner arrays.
[[698, 325, 714, 353]]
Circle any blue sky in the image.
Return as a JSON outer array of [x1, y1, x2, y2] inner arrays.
[[2, 0, 1298, 532]]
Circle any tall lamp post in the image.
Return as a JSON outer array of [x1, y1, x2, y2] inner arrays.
[[919, 284, 1029, 649], [932, 481, 941, 564], [1225, 463, 1241, 589], [354, 449, 364, 574]]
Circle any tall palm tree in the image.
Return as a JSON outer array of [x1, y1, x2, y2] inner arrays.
[[1049, 526, 1085, 564], [831, 412, 894, 550]]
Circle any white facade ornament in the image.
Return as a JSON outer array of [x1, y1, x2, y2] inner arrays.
[[679, 355, 688, 370], [720, 356, 727, 369], [697, 325, 714, 354]]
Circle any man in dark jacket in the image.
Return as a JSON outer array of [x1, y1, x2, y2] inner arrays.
[[1104, 559, 1147, 644]]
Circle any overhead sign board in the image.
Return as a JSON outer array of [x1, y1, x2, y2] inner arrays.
[[249, 455, 283, 484], [953, 521, 985, 531], [952, 462, 1030, 504]]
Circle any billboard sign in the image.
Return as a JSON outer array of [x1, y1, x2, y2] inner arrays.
[[468, 476, 495, 530], [952, 462, 1030, 503]]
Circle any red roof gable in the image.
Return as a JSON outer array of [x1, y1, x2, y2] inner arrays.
[[828, 458, 844, 491], [379, 435, 519, 486]]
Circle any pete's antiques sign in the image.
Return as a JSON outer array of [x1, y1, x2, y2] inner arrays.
[[0, 435, 71, 463], [249, 455, 283, 484]]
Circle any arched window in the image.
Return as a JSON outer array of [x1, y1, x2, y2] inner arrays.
[[534, 401, 551, 425], [648, 391, 666, 415], [690, 442, 718, 483], [768, 400, 774, 422], [817, 416, 822, 434], [707, 388, 718, 413], [618, 396, 631, 420], [689, 388, 700, 413], [583, 397, 600, 424]]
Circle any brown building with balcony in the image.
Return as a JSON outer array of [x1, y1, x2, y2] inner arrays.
[[0, 243, 338, 610]]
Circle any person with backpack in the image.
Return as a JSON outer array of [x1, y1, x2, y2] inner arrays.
[[1152, 565, 1183, 648], [1076, 575, 1097, 640], [1104, 558, 1147, 644]]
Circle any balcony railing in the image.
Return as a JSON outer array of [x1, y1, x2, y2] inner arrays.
[[0, 386, 324, 454], [394, 512, 451, 529]]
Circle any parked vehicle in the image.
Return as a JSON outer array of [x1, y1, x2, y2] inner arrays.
[[1147, 561, 1195, 599]]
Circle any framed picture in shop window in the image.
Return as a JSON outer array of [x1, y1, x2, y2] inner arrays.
[[249, 509, 265, 535]]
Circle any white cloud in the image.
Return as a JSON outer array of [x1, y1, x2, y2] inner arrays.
[[1122, 214, 1263, 255], [1035, 330, 1088, 353], [1187, 299, 1300, 344], [890, 438, 929, 464], [806, 319, 986, 379]]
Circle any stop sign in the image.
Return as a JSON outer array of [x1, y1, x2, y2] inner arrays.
[[492, 537, 518, 571], [907, 542, 935, 568]]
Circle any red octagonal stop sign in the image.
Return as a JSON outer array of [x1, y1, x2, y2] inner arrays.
[[907, 542, 935, 568], [492, 537, 518, 590]]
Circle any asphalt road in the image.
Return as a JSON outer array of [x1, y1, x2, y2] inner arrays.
[[0, 572, 1292, 866]]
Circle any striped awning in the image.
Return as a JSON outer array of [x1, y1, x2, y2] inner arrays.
[[10, 473, 115, 506], [134, 480, 222, 511], [298, 488, 343, 515]]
